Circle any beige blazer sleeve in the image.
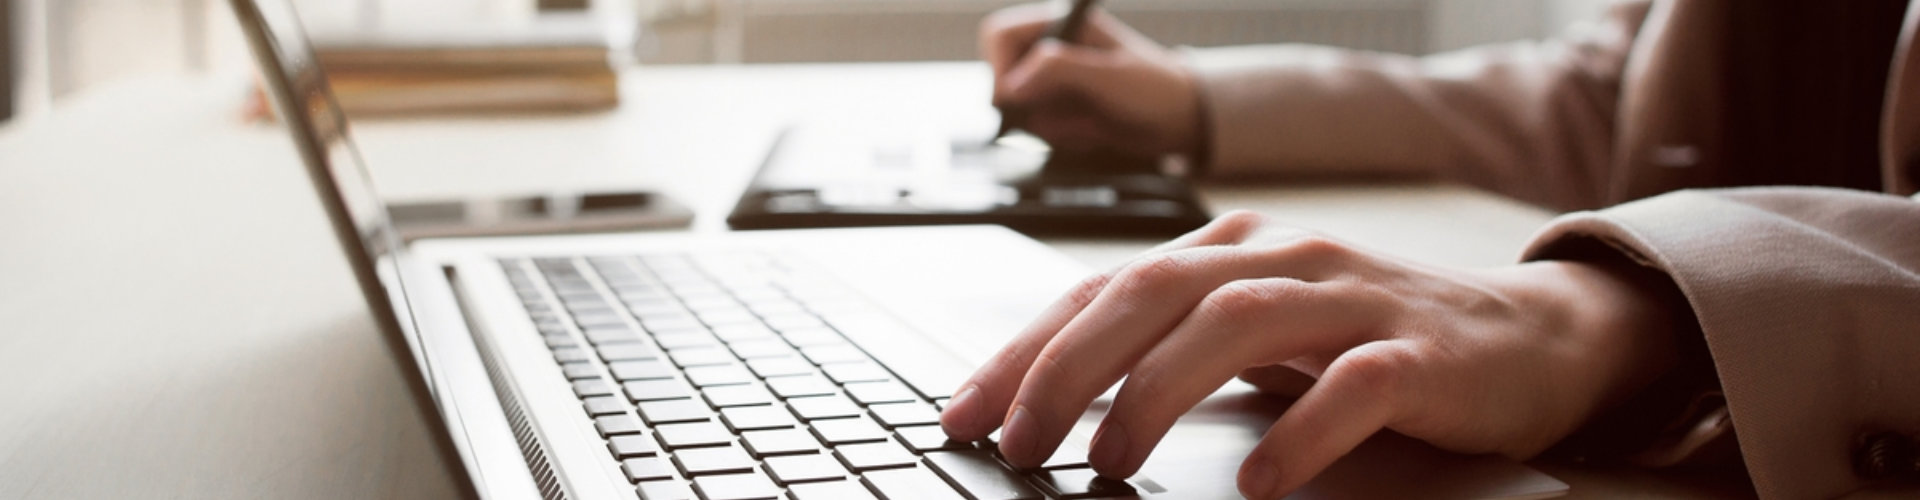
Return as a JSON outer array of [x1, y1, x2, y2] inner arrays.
[[1519, 187, 1920, 498], [1185, 1, 1651, 210]]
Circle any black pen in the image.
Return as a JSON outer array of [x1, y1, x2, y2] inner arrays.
[[993, 0, 1103, 141]]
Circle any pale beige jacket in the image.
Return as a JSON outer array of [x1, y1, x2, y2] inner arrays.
[[1187, 1, 1920, 498]]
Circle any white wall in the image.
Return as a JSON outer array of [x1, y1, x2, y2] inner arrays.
[[16, 0, 1621, 111]]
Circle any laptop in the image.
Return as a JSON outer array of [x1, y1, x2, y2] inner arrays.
[[229, 0, 1571, 498]]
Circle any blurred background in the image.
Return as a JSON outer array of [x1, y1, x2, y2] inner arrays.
[[1, 0, 1615, 124]]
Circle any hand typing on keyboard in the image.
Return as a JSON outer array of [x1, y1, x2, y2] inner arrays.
[[938, 210, 1689, 499], [510, 253, 1141, 499]]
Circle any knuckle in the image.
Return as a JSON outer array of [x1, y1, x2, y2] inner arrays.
[[1120, 362, 1176, 404], [1199, 279, 1276, 320], [1275, 234, 1351, 262], [1026, 44, 1069, 68], [1026, 344, 1079, 389], [1332, 344, 1417, 401], [1066, 272, 1113, 306], [1113, 254, 1191, 295], [1212, 210, 1266, 233]]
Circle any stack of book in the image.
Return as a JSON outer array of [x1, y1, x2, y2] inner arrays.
[[303, 14, 619, 116]]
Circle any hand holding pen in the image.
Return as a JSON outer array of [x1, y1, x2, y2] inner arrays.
[[984, 1, 1205, 160]]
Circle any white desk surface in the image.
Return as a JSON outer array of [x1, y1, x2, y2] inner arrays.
[[0, 63, 1738, 498]]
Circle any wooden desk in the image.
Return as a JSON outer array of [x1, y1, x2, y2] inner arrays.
[[0, 63, 1739, 498]]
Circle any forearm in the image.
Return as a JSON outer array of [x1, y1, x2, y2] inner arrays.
[[1184, 0, 1652, 209]]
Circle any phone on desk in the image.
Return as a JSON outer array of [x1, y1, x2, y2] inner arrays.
[[388, 191, 692, 241]]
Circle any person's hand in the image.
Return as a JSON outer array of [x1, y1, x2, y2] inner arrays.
[[982, 3, 1201, 158], [938, 211, 1684, 498]]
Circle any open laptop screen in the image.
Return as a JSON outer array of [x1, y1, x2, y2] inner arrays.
[[228, 0, 477, 491], [231, 0, 400, 265]]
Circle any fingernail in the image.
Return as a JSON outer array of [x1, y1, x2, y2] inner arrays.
[[999, 406, 1039, 466], [1088, 421, 1130, 474], [941, 385, 983, 436], [1241, 454, 1280, 499]]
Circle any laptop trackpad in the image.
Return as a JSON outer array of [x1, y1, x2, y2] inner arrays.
[[1119, 386, 1569, 499]]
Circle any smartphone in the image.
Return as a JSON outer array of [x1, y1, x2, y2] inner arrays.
[[387, 191, 693, 241]]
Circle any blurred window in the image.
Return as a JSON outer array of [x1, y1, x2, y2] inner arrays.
[[12, 0, 1614, 108]]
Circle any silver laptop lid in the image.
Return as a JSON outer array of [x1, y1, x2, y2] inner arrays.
[[227, 0, 476, 492], [230, 0, 404, 298]]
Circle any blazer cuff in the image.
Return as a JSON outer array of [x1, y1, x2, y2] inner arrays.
[[1517, 187, 1920, 497], [1521, 221, 1728, 469]]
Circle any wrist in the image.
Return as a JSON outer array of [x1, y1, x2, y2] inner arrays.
[[1160, 49, 1207, 166]]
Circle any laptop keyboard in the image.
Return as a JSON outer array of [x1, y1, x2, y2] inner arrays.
[[499, 253, 1151, 500]]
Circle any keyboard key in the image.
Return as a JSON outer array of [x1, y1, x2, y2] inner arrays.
[[746, 358, 816, 378], [728, 340, 796, 359], [575, 312, 629, 329], [685, 365, 755, 387], [695, 309, 757, 326], [669, 347, 736, 368], [574, 379, 617, 398], [639, 399, 714, 425], [596, 415, 644, 436], [625, 379, 694, 402], [765, 314, 827, 332], [925, 449, 1046, 500], [822, 362, 892, 384], [844, 381, 918, 405], [636, 480, 696, 500], [621, 456, 675, 482], [643, 316, 706, 334], [895, 425, 974, 453], [800, 345, 868, 365], [553, 347, 591, 363], [1038, 440, 1091, 470], [599, 343, 663, 362], [624, 298, 680, 316], [544, 334, 579, 349], [609, 360, 676, 381], [863, 466, 965, 500], [585, 326, 645, 345], [810, 416, 890, 445], [779, 328, 844, 347], [786, 479, 876, 500], [834, 440, 918, 471], [657, 331, 724, 350], [673, 444, 756, 476], [727, 285, 784, 301], [741, 428, 823, 457], [609, 434, 662, 458], [712, 324, 777, 343], [766, 375, 838, 399], [670, 285, 726, 300], [566, 303, 614, 318], [1030, 467, 1137, 499], [561, 362, 600, 380], [583, 396, 626, 416], [691, 471, 781, 500], [867, 402, 941, 428], [681, 294, 738, 309], [763, 454, 849, 484], [654, 421, 734, 450], [747, 300, 805, 317], [719, 405, 799, 432], [702, 383, 776, 408], [786, 395, 863, 421]]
